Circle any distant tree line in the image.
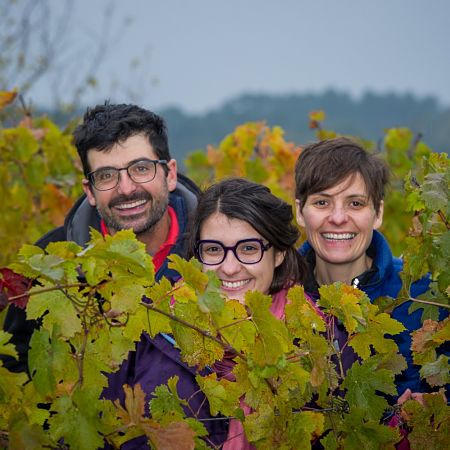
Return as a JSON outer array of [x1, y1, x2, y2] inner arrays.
[[45, 89, 450, 163]]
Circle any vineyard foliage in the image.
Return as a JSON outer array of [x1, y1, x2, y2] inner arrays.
[[0, 91, 83, 267], [0, 93, 449, 449]]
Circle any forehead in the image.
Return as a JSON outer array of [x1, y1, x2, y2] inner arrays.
[[200, 212, 262, 243], [312, 173, 369, 198], [87, 134, 157, 170]]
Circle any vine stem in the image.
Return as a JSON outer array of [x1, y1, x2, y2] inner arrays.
[[408, 297, 450, 309], [143, 303, 246, 362], [7, 282, 86, 302], [437, 209, 450, 230]]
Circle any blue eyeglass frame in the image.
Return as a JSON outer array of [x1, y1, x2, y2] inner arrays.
[[195, 238, 273, 265]]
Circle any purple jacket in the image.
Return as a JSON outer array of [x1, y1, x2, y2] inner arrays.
[[2, 177, 228, 448]]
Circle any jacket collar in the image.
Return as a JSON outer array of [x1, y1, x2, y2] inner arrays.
[[299, 230, 393, 295]]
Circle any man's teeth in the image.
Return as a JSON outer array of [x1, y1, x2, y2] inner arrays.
[[222, 279, 250, 289], [115, 200, 146, 210], [322, 233, 356, 240]]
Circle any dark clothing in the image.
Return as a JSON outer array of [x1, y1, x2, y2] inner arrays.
[[2, 175, 228, 447], [300, 230, 449, 397]]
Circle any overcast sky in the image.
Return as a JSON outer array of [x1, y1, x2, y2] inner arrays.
[[25, 0, 450, 113]]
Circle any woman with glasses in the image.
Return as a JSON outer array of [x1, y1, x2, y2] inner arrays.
[[189, 177, 311, 449], [190, 177, 308, 306]]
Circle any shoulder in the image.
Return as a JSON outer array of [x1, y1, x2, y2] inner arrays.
[[172, 173, 199, 212], [35, 226, 66, 249]]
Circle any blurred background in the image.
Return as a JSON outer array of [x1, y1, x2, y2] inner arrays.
[[2, 0, 450, 160]]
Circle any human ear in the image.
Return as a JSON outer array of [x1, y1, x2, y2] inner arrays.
[[82, 179, 97, 206], [274, 250, 285, 268], [166, 159, 178, 192], [295, 199, 306, 228], [374, 200, 384, 230]]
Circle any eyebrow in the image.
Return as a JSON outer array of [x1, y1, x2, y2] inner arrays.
[[310, 192, 369, 200], [92, 158, 153, 172]]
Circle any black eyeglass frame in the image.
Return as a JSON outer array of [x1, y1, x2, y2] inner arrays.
[[87, 158, 168, 191], [195, 238, 273, 265]]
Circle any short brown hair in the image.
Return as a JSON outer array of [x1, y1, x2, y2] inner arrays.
[[295, 137, 390, 213]]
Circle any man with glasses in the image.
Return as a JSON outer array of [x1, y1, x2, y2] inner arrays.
[[2, 103, 227, 447]]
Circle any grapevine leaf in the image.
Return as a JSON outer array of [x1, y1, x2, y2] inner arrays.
[[243, 402, 275, 444], [197, 271, 224, 314], [147, 421, 197, 450], [141, 304, 173, 339], [0, 330, 18, 359], [115, 383, 147, 427], [285, 285, 326, 338], [342, 357, 397, 421], [0, 90, 17, 109], [7, 413, 52, 450], [330, 407, 400, 450], [0, 268, 32, 309], [48, 390, 109, 450], [27, 254, 66, 282], [212, 299, 255, 353], [26, 284, 82, 339], [29, 328, 77, 397], [318, 283, 369, 333], [411, 318, 449, 365], [419, 354, 450, 387], [150, 376, 186, 424], [146, 276, 173, 306], [81, 326, 135, 382], [421, 172, 448, 212], [246, 290, 291, 367], [196, 373, 243, 417], [0, 366, 28, 403], [114, 384, 198, 450], [171, 298, 224, 368], [349, 306, 405, 360], [287, 411, 324, 448], [99, 275, 147, 314], [401, 391, 450, 450], [168, 254, 208, 292], [375, 352, 407, 375], [409, 287, 448, 322]]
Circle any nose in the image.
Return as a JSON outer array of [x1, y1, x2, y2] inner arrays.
[[219, 250, 242, 276], [328, 205, 348, 225], [116, 169, 137, 195]]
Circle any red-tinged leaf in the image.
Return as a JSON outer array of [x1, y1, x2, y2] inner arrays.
[[309, 119, 319, 130], [411, 318, 447, 365], [146, 421, 196, 450], [0, 90, 17, 110], [115, 384, 147, 426], [18, 115, 47, 140], [309, 110, 325, 122], [0, 268, 32, 309]]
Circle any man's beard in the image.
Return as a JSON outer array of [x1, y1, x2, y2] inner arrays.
[[97, 186, 169, 235]]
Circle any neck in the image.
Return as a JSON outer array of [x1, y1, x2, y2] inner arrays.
[[314, 255, 372, 287], [137, 211, 171, 255]]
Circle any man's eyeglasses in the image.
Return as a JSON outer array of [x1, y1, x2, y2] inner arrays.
[[195, 238, 273, 265], [87, 159, 168, 191]]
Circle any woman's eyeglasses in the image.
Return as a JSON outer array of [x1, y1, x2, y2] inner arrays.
[[195, 238, 272, 265]]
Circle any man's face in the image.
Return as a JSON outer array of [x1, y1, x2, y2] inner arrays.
[[82, 133, 177, 235], [296, 173, 383, 271]]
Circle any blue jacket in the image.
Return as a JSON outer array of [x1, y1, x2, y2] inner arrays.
[[2, 176, 228, 448], [300, 230, 448, 396]]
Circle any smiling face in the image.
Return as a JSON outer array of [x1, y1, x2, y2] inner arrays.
[[296, 173, 383, 282], [82, 133, 177, 235], [199, 212, 284, 303]]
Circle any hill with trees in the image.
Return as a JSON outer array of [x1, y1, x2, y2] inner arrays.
[[158, 90, 450, 162]]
